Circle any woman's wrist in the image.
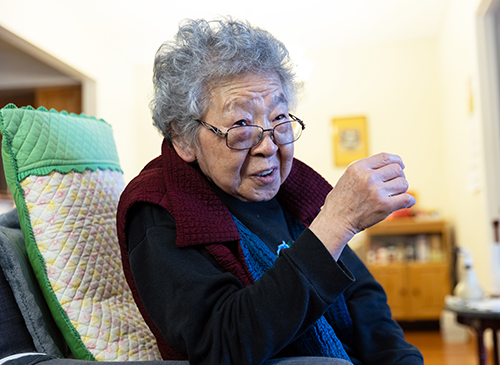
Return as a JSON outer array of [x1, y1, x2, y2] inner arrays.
[[308, 212, 355, 261]]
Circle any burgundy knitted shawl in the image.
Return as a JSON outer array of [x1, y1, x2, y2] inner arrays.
[[116, 139, 333, 360]]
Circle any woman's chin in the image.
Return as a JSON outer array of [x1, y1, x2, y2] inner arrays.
[[237, 184, 281, 202]]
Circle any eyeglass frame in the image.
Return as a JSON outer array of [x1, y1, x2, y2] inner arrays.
[[195, 114, 306, 151]]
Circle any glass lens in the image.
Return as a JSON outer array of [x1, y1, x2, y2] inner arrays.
[[227, 125, 262, 149], [225, 120, 303, 150], [274, 121, 302, 144]]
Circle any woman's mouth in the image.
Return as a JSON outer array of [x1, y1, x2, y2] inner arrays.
[[256, 169, 274, 177], [253, 168, 278, 184]]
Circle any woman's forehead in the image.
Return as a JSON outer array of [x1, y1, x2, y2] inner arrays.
[[210, 74, 287, 113], [223, 94, 288, 113]]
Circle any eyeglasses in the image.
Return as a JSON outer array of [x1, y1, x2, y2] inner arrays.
[[196, 114, 305, 150]]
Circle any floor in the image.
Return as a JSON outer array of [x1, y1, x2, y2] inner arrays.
[[404, 329, 490, 365]]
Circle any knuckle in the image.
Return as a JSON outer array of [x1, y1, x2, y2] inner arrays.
[[345, 162, 362, 178], [393, 163, 403, 174], [395, 175, 409, 191], [347, 159, 361, 170], [378, 152, 391, 164], [402, 178, 409, 190]]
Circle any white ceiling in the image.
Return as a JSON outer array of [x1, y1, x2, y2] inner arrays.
[[0, 0, 451, 89]]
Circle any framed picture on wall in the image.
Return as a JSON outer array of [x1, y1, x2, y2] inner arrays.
[[332, 116, 369, 166]]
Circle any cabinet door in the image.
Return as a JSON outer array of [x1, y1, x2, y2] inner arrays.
[[408, 263, 450, 319], [35, 85, 82, 114], [369, 265, 408, 320]]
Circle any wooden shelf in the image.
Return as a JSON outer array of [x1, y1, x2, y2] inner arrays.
[[367, 218, 448, 235], [365, 218, 452, 321]]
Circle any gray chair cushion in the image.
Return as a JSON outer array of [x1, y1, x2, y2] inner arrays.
[[0, 258, 36, 357], [0, 209, 68, 357]]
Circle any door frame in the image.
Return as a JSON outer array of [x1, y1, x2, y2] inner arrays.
[[0, 25, 96, 116], [476, 0, 500, 222]]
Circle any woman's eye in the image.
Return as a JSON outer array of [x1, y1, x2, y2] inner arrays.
[[233, 120, 248, 127], [274, 114, 287, 122]]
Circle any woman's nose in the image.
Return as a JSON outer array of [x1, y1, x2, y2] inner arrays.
[[251, 129, 278, 156]]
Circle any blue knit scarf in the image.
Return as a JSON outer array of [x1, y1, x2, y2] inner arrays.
[[233, 214, 352, 362]]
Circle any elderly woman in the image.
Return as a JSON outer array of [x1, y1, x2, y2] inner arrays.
[[116, 18, 423, 365]]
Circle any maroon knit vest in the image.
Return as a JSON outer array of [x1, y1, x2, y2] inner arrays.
[[116, 140, 332, 360]]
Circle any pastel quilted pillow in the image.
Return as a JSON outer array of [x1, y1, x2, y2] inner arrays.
[[0, 105, 162, 361]]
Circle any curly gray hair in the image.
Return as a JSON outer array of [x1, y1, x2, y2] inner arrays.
[[150, 17, 300, 148]]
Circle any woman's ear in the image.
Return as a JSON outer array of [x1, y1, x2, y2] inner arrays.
[[172, 138, 197, 163]]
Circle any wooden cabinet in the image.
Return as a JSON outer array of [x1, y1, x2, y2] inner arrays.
[[364, 218, 452, 321], [0, 85, 82, 114], [34, 85, 82, 114]]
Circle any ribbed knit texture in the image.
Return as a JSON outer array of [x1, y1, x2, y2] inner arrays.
[[234, 215, 352, 362]]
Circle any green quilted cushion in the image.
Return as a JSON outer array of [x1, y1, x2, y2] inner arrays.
[[0, 105, 162, 361]]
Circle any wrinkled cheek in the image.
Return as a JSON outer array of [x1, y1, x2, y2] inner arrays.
[[280, 160, 293, 185], [279, 147, 294, 184]]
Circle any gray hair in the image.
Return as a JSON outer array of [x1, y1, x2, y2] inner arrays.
[[150, 17, 300, 148]]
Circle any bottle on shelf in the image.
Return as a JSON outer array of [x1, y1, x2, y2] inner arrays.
[[453, 247, 484, 301]]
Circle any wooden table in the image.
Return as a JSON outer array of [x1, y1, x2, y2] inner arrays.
[[446, 302, 500, 365]]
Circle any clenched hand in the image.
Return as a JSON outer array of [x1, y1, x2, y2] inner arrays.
[[309, 153, 416, 260]]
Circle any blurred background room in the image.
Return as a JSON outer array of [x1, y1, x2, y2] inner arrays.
[[1, 0, 500, 363]]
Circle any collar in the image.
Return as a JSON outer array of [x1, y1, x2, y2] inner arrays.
[[160, 140, 332, 248]]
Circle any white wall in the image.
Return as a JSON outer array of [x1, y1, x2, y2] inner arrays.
[[134, 65, 164, 168], [294, 40, 446, 215]]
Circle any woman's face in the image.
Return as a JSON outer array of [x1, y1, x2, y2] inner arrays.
[[174, 73, 294, 202]]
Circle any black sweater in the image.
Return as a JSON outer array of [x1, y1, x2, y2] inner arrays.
[[127, 195, 423, 365]]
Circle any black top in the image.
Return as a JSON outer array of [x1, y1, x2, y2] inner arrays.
[[209, 182, 293, 253], [127, 198, 423, 365]]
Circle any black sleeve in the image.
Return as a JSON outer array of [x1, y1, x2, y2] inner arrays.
[[127, 203, 355, 365], [339, 246, 424, 365]]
